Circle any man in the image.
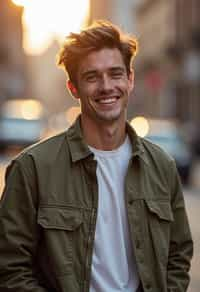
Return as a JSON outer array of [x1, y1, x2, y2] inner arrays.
[[0, 21, 193, 292]]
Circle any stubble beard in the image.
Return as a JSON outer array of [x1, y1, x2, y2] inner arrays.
[[94, 108, 124, 122], [92, 97, 128, 124], [81, 91, 129, 124]]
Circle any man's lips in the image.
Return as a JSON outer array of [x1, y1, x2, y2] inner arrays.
[[94, 96, 120, 104]]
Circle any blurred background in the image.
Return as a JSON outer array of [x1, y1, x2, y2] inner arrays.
[[0, 0, 199, 291]]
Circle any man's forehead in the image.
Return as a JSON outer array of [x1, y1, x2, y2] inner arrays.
[[78, 47, 126, 73]]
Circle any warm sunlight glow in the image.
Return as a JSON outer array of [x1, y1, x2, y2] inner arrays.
[[66, 106, 81, 124], [21, 100, 43, 120], [12, 0, 89, 55], [131, 116, 150, 137], [2, 99, 43, 120], [12, 0, 26, 6]]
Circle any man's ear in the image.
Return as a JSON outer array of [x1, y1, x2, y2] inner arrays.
[[67, 80, 79, 99]]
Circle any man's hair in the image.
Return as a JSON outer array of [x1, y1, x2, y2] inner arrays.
[[57, 20, 138, 86]]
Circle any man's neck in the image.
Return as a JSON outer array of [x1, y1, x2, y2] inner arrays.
[[81, 116, 126, 151]]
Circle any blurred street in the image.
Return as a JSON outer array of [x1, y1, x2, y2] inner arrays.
[[0, 153, 200, 292]]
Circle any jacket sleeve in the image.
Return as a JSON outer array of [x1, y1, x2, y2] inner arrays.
[[167, 159, 193, 292], [0, 158, 48, 292]]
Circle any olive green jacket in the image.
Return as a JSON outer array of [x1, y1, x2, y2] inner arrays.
[[0, 117, 193, 292]]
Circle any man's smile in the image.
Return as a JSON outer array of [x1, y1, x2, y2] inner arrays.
[[94, 96, 120, 105]]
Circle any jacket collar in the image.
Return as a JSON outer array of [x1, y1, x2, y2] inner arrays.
[[66, 116, 92, 162], [66, 115, 149, 165], [126, 122, 149, 165]]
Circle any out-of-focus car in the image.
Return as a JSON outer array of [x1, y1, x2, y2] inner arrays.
[[0, 99, 47, 152], [131, 117, 193, 185]]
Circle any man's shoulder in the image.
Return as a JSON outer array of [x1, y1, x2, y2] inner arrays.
[[140, 136, 174, 165], [138, 137, 178, 190], [14, 130, 69, 166], [127, 121, 174, 166]]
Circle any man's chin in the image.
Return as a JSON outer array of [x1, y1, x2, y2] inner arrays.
[[95, 111, 123, 123]]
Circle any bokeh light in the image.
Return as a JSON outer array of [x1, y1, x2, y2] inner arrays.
[[66, 106, 81, 124], [130, 116, 150, 137]]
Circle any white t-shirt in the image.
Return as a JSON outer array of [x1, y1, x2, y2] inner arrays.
[[89, 136, 140, 292]]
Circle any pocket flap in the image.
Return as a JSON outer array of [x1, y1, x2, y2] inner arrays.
[[145, 200, 174, 222], [38, 207, 83, 230]]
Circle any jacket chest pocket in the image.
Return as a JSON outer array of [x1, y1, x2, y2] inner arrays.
[[37, 206, 83, 276], [145, 200, 174, 265]]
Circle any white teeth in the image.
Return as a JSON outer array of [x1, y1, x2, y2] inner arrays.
[[98, 98, 117, 104]]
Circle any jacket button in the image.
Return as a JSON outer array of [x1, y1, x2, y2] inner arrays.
[[128, 199, 134, 205], [136, 240, 140, 249], [145, 283, 151, 290], [139, 257, 144, 264]]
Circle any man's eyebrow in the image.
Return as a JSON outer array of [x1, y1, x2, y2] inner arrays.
[[81, 66, 125, 77], [109, 66, 126, 72], [81, 70, 98, 78]]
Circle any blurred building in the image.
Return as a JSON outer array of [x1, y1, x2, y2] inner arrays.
[[134, 0, 200, 126], [0, 0, 27, 105], [89, 0, 139, 34], [27, 40, 79, 115]]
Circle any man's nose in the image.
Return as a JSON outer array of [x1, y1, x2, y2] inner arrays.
[[99, 75, 113, 92]]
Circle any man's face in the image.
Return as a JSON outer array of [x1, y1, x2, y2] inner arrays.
[[71, 48, 134, 124]]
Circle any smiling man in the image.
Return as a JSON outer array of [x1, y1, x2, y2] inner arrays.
[[68, 46, 134, 150], [0, 21, 193, 292]]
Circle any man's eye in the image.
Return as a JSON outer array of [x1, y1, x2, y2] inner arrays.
[[111, 71, 124, 79], [86, 75, 97, 82]]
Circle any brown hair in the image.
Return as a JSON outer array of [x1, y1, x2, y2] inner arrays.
[[57, 20, 138, 86]]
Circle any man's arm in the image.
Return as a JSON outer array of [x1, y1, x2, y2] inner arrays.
[[167, 159, 193, 291], [0, 158, 48, 292]]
